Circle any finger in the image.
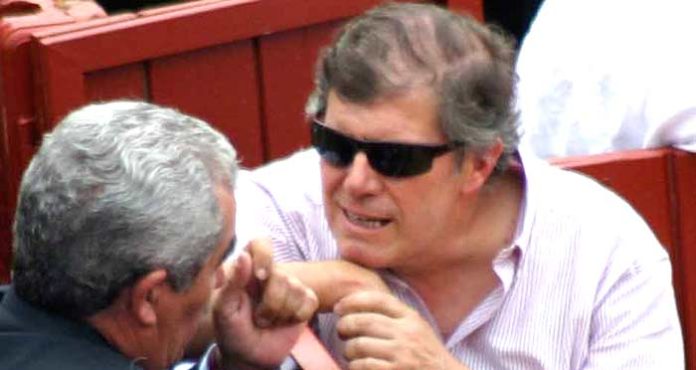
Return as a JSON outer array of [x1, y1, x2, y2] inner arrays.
[[254, 272, 291, 326], [247, 237, 274, 282], [293, 286, 319, 323], [280, 276, 305, 313], [347, 357, 392, 370], [255, 272, 319, 326], [271, 276, 319, 324], [334, 290, 406, 318], [343, 336, 395, 362], [336, 312, 396, 340]]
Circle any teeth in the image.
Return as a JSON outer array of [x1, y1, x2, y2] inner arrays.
[[345, 211, 388, 228]]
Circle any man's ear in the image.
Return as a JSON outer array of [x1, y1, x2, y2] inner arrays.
[[460, 139, 504, 193], [130, 269, 168, 326]]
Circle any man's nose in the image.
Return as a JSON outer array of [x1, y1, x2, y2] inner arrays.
[[342, 152, 384, 196]]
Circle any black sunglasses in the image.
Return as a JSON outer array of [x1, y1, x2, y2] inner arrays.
[[311, 120, 462, 178]]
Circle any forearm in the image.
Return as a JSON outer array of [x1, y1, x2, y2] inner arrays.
[[278, 260, 389, 312]]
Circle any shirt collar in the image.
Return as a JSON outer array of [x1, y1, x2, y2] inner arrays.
[[508, 146, 543, 258]]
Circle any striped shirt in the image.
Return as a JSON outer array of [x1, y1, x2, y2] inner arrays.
[[235, 148, 684, 369]]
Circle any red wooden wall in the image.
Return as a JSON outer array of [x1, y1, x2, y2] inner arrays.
[[674, 151, 696, 368]]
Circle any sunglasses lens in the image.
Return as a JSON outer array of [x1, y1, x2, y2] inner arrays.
[[368, 145, 434, 177], [312, 122, 355, 167], [311, 121, 453, 178]]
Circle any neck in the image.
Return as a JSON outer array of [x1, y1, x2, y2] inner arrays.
[[457, 172, 523, 261], [87, 293, 156, 369], [398, 171, 523, 282], [392, 171, 523, 336]]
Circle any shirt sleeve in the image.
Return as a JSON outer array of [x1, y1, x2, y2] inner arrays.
[[235, 169, 307, 263], [235, 150, 337, 264]]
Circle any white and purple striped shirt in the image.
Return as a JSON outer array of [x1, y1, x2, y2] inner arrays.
[[235, 148, 684, 369]]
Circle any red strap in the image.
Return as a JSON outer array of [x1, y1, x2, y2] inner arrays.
[[290, 325, 341, 370]]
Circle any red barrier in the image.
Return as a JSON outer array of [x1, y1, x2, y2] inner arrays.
[[0, 0, 120, 283], [674, 151, 696, 369]]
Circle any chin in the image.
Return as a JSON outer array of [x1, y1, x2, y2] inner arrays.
[[338, 240, 390, 269]]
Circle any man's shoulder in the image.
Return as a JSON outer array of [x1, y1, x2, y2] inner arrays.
[[529, 159, 646, 223], [0, 331, 137, 370], [524, 159, 666, 268], [242, 149, 323, 208], [0, 286, 137, 370]]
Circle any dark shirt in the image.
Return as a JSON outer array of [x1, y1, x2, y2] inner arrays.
[[0, 285, 140, 370]]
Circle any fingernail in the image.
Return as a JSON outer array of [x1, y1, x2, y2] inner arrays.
[[256, 268, 267, 280]]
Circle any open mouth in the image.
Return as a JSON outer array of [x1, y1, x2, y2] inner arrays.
[[343, 209, 391, 229]]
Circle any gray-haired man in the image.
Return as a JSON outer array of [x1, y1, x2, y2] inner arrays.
[[0, 101, 317, 370]]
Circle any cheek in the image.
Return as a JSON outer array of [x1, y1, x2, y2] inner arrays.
[[321, 165, 343, 210], [183, 279, 215, 320], [390, 181, 452, 226], [320, 163, 342, 191]]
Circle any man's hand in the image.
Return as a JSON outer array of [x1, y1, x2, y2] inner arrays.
[[247, 239, 318, 328], [334, 291, 468, 370], [212, 239, 319, 369]]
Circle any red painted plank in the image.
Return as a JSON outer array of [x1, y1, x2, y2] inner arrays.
[[31, 41, 87, 132], [149, 41, 264, 167], [673, 150, 696, 370], [258, 20, 341, 162], [446, 0, 484, 20], [31, 0, 398, 72], [85, 63, 147, 101]]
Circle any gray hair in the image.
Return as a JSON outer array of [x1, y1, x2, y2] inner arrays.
[[12, 101, 238, 318], [306, 3, 519, 172]]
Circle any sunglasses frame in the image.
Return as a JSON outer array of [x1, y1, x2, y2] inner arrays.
[[311, 119, 463, 178]]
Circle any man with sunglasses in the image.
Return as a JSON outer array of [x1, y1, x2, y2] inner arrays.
[[237, 3, 684, 369]]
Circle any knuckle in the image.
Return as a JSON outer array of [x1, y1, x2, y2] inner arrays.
[[297, 300, 318, 321], [286, 275, 303, 287], [344, 337, 365, 359], [336, 315, 360, 337]]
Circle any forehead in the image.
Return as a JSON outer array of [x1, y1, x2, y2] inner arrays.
[[324, 89, 444, 143]]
